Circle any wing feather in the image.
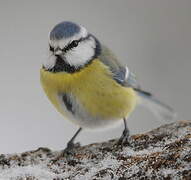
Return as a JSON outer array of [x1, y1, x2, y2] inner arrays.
[[98, 44, 176, 122], [98, 45, 139, 88]]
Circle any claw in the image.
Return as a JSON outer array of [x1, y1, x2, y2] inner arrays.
[[64, 142, 81, 154], [49, 127, 82, 163], [117, 129, 130, 148], [50, 142, 81, 163], [116, 118, 131, 148]]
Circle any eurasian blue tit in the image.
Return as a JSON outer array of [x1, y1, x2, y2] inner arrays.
[[40, 21, 175, 150]]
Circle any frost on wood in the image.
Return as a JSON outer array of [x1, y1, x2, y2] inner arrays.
[[0, 121, 190, 180]]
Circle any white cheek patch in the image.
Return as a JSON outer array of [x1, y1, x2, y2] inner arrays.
[[43, 52, 56, 70], [65, 38, 96, 67]]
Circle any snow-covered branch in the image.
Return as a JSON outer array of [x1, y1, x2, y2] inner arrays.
[[0, 121, 190, 179]]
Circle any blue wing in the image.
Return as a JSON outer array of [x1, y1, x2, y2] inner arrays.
[[98, 44, 176, 122]]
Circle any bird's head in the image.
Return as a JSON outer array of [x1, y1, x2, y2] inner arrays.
[[43, 21, 101, 72]]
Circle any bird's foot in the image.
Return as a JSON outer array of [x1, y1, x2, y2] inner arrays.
[[63, 141, 81, 155], [50, 142, 81, 163], [117, 129, 131, 149]]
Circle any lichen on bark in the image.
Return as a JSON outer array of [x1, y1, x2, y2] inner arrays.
[[0, 121, 190, 180]]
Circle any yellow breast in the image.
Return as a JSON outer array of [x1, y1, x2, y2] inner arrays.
[[40, 59, 138, 120]]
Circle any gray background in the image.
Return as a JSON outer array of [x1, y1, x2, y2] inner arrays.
[[0, 0, 190, 154]]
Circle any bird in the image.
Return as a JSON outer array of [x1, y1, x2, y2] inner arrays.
[[40, 21, 175, 151]]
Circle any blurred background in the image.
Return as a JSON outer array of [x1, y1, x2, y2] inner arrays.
[[0, 0, 190, 153]]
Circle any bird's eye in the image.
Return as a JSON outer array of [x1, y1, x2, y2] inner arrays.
[[70, 40, 79, 48], [63, 40, 79, 53], [49, 45, 54, 52]]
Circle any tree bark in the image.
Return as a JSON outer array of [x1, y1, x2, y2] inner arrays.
[[0, 120, 190, 180]]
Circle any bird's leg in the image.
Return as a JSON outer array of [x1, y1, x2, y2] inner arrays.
[[117, 118, 131, 147], [51, 127, 82, 162], [65, 127, 82, 151]]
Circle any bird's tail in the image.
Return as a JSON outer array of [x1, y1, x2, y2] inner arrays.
[[135, 88, 177, 122]]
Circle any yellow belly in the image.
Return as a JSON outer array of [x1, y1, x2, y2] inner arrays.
[[40, 59, 138, 122]]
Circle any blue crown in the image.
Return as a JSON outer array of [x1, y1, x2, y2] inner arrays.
[[50, 21, 80, 40]]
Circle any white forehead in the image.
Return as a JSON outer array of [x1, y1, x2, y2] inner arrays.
[[49, 26, 88, 49]]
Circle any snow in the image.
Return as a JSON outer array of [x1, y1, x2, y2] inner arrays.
[[0, 121, 190, 179], [0, 165, 56, 180]]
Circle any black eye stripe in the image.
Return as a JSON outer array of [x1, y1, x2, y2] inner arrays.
[[49, 34, 91, 53], [63, 34, 91, 52], [63, 40, 79, 52], [68, 40, 79, 49]]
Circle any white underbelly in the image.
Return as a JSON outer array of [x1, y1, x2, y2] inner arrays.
[[56, 93, 122, 129]]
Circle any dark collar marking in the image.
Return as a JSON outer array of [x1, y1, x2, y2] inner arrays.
[[48, 55, 80, 73], [91, 34, 101, 59]]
